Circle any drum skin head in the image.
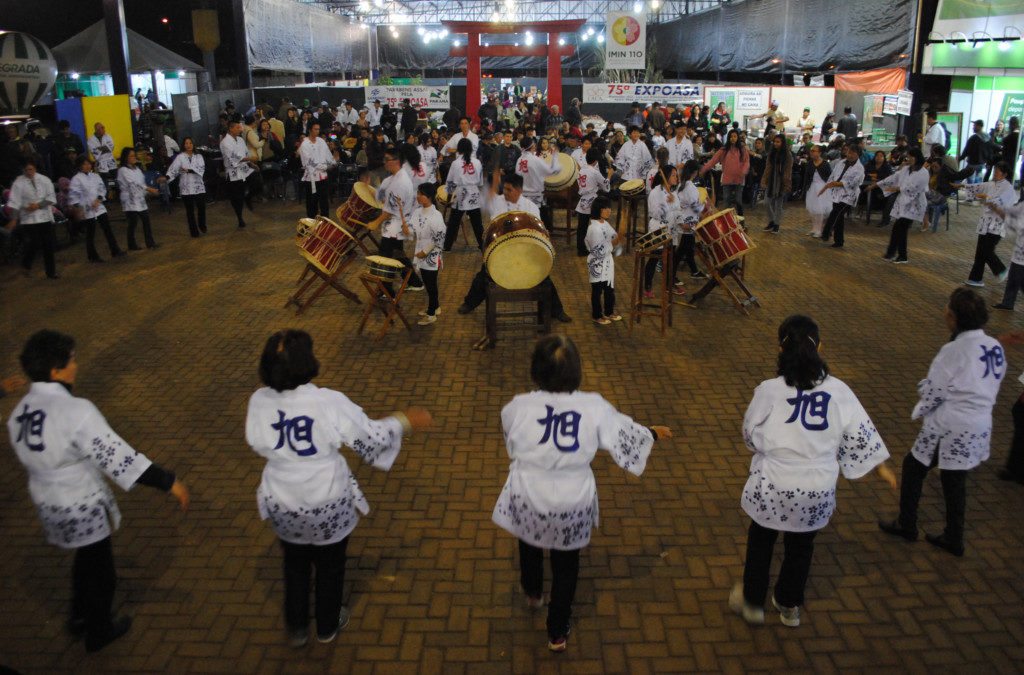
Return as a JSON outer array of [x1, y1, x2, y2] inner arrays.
[[545, 154, 578, 191], [484, 231, 555, 290], [354, 182, 382, 207], [620, 179, 645, 196]]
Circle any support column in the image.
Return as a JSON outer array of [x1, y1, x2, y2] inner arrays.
[[231, 0, 252, 89], [546, 33, 562, 111], [465, 32, 481, 122], [102, 0, 130, 95]]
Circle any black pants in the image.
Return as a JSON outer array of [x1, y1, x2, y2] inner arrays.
[[884, 218, 912, 260], [1001, 263, 1024, 308], [281, 537, 349, 635], [968, 233, 1005, 282], [674, 233, 698, 278], [304, 180, 330, 219], [71, 537, 118, 641], [741, 521, 817, 608], [181, 195, 206, 237], [20, 220, 57, 276], [444, 207, 483, 250], [518, 540, 579, 640], [227, 179, 248, 225], [896, 450, 967, 545], [1006, 395, 1024, 481], [379, 236, 422, 290], [591, 281, 615, 319], [821, 202, 850, 246], [643, 246, 671, 290], [420, 268, 439, 315], [84, 213, 121, 259], [463, 266, 564, 315], [125, 211, 156, 249], [576, 213, 590, 255]]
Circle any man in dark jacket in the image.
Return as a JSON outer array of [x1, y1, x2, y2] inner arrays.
[[958, 119, 991, 184], [51, 120, 85, 180], [565, 98, 582, 128], [647, 102, 666, 134], [544, 105, 565, 134], [400, 99, 419, 139], [442, 105, 461, 132], [497, 130, 521, 177], [836, 106, 858, 140], [478, 95, 499, 131]]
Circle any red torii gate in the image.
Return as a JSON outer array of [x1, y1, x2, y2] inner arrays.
[[443, 20, 585, 123]]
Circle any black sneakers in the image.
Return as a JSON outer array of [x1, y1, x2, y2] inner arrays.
[[85, 615, 132, 653]]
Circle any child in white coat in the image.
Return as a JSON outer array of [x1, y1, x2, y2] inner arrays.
[[585, 197, 621, 324]]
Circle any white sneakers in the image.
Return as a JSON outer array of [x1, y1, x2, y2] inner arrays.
[[729, 583, 800, 627]]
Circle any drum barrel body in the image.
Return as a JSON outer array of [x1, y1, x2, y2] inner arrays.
[[482, 211, 555, 290]]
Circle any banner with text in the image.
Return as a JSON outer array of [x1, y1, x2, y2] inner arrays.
[[582, 82, 702, 104], [605, 12, 646, 69], [364, 85, 450, 109]]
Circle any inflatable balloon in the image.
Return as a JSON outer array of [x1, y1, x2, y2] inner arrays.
[[0, 31, 58, 114]]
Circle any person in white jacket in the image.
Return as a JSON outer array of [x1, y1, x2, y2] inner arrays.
[[86, 122, 117, 178], [575, 147, 611, 256], [164, 137, 207, 237], [298, 122, 336, 219], [818, 142, 865, 249], [880, 288, 1005, 556], [69, 155, 123, 259], [960, 162, 1017, 287], [406, 183, 447, 324], [871, 147, 929, 264], [7, 330, 189, 652], [116, 147, 164, 250], [6, 157, 59, 278], [443, 138, 484, 250], [492, 335, 670, 651], [731, 315, 895, 627], [246, 330, 430, 647], [585, 197, 621, 324]]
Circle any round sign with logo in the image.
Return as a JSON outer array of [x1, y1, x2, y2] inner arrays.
[[612, 16, 642, 46], [0, 31, 58, 114]]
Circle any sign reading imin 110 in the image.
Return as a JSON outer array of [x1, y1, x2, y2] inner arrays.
[[605, 11, 646, 69]]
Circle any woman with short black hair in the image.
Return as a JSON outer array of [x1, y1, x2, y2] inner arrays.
[[492, 335, 671, 652], [880, 288, 1005, 557], [246, 329, 431, 647], [69, 154, 124, 260], [731, 315, 895, 628], [116, 147, 163, 250]]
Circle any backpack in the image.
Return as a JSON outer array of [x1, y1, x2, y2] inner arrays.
[[935, 122, 950, 154]]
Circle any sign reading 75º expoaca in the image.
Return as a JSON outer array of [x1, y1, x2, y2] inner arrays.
[[582, 83, 703, 104]]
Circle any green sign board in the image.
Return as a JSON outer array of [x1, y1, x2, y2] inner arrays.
[[930, 41, 1024, 69], [939, 0, 1023, 20], [709, 90, 735, 116], [999, 92, 1024, 122]]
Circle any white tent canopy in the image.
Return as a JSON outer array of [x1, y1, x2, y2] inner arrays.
[[52, 21, 203, 75]]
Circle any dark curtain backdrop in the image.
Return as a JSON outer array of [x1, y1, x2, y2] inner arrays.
[[652, 0, 915, 75]]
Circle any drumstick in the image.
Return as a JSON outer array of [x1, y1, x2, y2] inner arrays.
[[396, 197, 410, 236]]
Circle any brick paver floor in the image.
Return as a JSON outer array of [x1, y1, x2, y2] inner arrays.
[[1, 194, 1023, 673]]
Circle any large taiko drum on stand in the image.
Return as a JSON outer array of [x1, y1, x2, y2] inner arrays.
[[694, 208, 755, 268], [544, 154, 579, 193], [298, 216, 358, 274], [337, 183, 384, 230], [482, 211, 555, 290]]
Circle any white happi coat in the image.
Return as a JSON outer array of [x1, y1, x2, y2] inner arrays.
[[804, 161, 833, 216], [486, 192, 541, 222], [614, 139, 653, 181], [910, 329, 1005, 470], [299, 137, 336, 189], [7, 382, 153, 548], [87, 133, 117, 173], [575, 164, 609, 215], [405, 162, 431, 190], [366, 105, 382, 127], [570, 147, 586, 168], [419, 145, 439, 182], [516, 151, 561, 203], [962, 179, 1016, 237], [1002, 202, 1024, 266], [826, 159, 864, 207], [412, 204, 446, 271], [443, 131, 479, 155], [446, 157, 484, 211], [8, 173, 56, 225], [376, 170, 416, 240], [876, 165, 929, 223], [675, 181, 705, 237], [647, 185, 675, 234], [219, 134, 254, 182], [492, 391, 654, 550], [245, 384, 404, 545], [666, 136, 694, 167], [165, 152, 206, 196], [742, 376, 889, 532], [69, 171, 108, 219], [117, 166, 149, 213], [585, 218, 617, 286]]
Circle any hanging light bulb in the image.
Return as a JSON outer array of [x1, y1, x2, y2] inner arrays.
[[651, 0, 661, 8], [417, 26, 425, 35], [597, 34, 605, 43], [491, 10, 500, 21], [558, 38, 565, 46], [453, 39, 461, 47], [525, 31, 534, 46]]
